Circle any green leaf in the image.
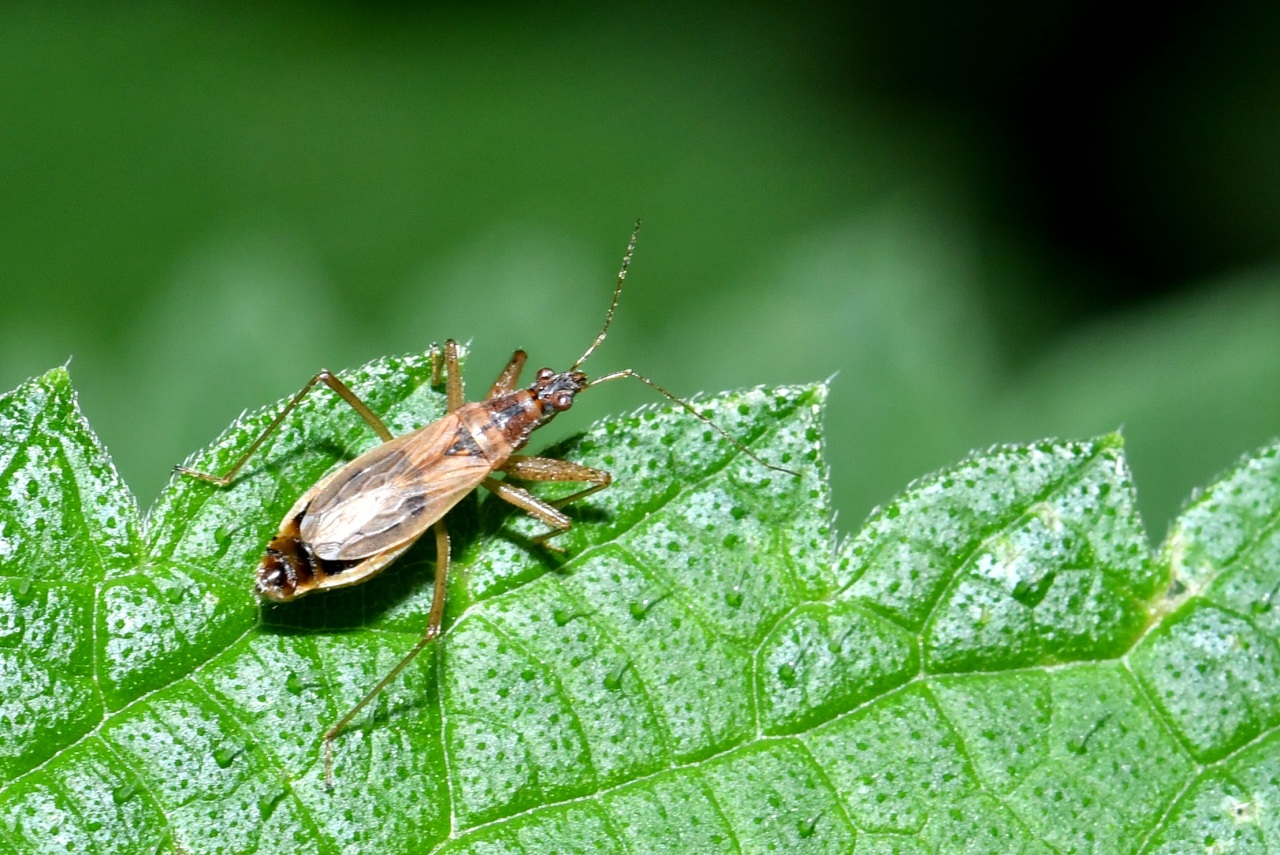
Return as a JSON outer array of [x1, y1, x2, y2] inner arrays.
[[1, 354, 1277, 853]]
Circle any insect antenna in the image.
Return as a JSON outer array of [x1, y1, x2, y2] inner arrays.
[[572, 219, 641, 371], [588, 368, 802, 478]]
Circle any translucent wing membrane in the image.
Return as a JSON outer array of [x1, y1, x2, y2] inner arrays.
[[300, 416, 493, 561]]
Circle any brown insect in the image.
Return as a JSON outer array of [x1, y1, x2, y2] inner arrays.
[[178, 222, 796, 786]]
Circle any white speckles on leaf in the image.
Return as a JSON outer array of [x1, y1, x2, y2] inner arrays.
[[1, 357, 1278, 853]]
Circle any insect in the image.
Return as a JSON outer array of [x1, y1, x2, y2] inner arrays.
[[178, 222, 797, 787]]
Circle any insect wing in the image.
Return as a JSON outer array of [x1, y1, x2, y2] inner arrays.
[[300, 414, 493, 561]]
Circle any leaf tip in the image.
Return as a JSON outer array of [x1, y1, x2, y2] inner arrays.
[[1098, 430, 1125, 451]]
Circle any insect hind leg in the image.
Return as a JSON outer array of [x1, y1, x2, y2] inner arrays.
[[177, 370, 394, 486], [323, 519, 451, 788]]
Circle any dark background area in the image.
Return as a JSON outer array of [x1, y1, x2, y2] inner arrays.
[[3, 0, 1278, 539], [840, 0, 1280, 311]]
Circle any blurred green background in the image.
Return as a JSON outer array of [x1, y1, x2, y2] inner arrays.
[[3, 2, 1279, 541]]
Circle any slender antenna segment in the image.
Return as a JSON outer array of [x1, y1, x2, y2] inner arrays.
[[573, 219, 641, 370], [588, 369, 802, 478]]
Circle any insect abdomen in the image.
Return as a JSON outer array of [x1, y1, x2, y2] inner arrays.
[[257, 512, 358, 601]]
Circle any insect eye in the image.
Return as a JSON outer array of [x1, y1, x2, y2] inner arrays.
[[537, 368, 555, 382], [552, 392, 574, 411]]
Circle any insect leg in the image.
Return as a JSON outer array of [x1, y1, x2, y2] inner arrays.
[[323, 519, 451, 788], [177, 371, 394, 486], [485, 456, 613, 548], [482, 477, 573, 549], [441, 339, 465, 413], [485, 350, 528, 398], [501, 454, 612, 507]]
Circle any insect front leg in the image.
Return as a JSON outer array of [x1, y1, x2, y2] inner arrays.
[[502, 455, 612, 507], [323, 519, 451, 788], [483, 478, 572, 549], [485, 349, 528, 398], [177, 371, 394, 486], [436, 339, 466, 413], [484, 456, 612, 550]]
